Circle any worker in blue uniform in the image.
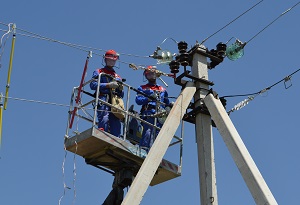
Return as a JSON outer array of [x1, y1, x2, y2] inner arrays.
[[90, 49, 124, 137], [135, 66, 172, 150]]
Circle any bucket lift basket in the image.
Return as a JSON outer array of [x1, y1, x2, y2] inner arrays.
[[64, 73, 184, 186]]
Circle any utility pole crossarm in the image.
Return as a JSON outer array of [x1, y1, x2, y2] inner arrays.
[[121, 81, 196, 205]]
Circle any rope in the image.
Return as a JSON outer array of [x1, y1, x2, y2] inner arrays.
[[72, 140, 78, 205], [58, 143, 71, 205]]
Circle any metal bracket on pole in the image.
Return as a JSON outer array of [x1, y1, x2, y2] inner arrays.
[[204, 93, 278, 205], [175, 70, 214, 87]]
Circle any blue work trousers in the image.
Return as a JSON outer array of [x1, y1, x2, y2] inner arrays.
[[97, 99, 121, 138], [139, 116, 162, 149]]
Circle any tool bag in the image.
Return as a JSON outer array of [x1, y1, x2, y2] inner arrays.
[[110, 90, 125, 120]]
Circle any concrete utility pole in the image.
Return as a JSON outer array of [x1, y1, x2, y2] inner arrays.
[[122, 41, 278, 205], [191, 46, 218, 205]]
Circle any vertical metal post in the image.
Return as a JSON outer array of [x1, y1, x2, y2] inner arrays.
[[121, 82, 196, 205], [65, 87, 77, 137], [93, 73, 102, 126], [123, 87, 131, 140], [204, 93, 278, 205], [191, 46, 218, 204]]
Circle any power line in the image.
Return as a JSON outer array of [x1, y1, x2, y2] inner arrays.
[[200, 0, 264, 45], [223, 67, 300, 114], [1, 21, 150, 58], [222, 67, 300, 99], [1, 23, 152, 70], [16, 26, 149, 59], [246, 1, 300, 45], [3, 96, 70, 107]]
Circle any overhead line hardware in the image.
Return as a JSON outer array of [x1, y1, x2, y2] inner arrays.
[[225, 2, 300, 61]]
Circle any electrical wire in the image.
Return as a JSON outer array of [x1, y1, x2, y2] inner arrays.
[[222, 67, 300, 98], [1, 1, 299, 111], [16, 31, 102, 56], [0, 23, 13, 68], [11, 26, 152, 71], [3, 66, 299, 113], [223, 67, 300, 114], [246, 1, 300, 45], [1, 21, 151, 61], [200, 0, 264, 45], [4, 96, 70, 107], [16, 26, 149, 59]]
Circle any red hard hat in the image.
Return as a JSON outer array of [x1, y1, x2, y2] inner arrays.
[[104, 49, 119, 60], [144, 65, 157, 76]]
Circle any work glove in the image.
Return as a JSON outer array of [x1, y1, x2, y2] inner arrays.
[[106, 81, 119, 89], [168, 101, 174, 108], [149, 92, 157, 100]]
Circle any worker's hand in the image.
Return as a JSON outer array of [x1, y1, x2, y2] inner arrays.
[[106, 81, 119, 89], [149, 92, 157, 100], [168, 101, 174, 108]]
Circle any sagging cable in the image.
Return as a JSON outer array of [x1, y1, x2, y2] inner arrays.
[[226, 67, 300, 114], [0, 23, 13, 68]]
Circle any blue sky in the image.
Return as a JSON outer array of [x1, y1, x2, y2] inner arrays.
[[1, 1, 299, 204]]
